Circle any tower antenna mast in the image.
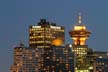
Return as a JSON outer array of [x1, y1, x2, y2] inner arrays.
[[78, 12, 82, 25]]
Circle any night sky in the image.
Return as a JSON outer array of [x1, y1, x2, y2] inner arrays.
[[1, 0, 108, 72]]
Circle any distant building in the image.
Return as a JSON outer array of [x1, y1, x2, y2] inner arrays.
[[48, 45, 74, 72], [38, 44, 75, 72], [94, 58, 108, 72], [65, 44, 75, 72], [40, 45, 67, 72], [29, 19, 66, 71], [29, 19, 65, 48], [93, 51, 108, 58], [10, 43, 40, 72], [10, 44, 75, 72]]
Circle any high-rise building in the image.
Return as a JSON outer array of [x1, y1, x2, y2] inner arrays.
[[39, 45, 75, 72], [65, 44, 75, 72], [29, 19, 65, 48], [10, 43, 41, 72], [69, 13, 92, 71], [29, 19, 66, 71]]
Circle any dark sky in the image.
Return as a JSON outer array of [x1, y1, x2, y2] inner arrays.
[[1, 0, 108, 72]]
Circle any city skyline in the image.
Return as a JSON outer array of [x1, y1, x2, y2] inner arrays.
[[1, 0, 108, 72], [10, 18, 108, 72]]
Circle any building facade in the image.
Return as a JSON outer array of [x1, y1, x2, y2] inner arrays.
[[10, 44, 41, 72], [10, 44, 75, 72], [39, 45, 75, 72], [29, 19, 65, 48], [94, 58, 108, 72]]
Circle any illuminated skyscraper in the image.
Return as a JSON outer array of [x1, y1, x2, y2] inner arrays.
[[29, 19, 67, 71], [69, 13, 92, 71], [29, 19, 65, 48]]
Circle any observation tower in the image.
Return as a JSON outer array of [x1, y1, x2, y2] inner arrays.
[[69, 13, 91, 56]]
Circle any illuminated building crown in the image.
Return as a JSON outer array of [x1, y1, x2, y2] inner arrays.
[[69, 13, 91, 45]]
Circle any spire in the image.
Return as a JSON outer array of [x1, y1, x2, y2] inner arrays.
[[78, 12, 82, 25]]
